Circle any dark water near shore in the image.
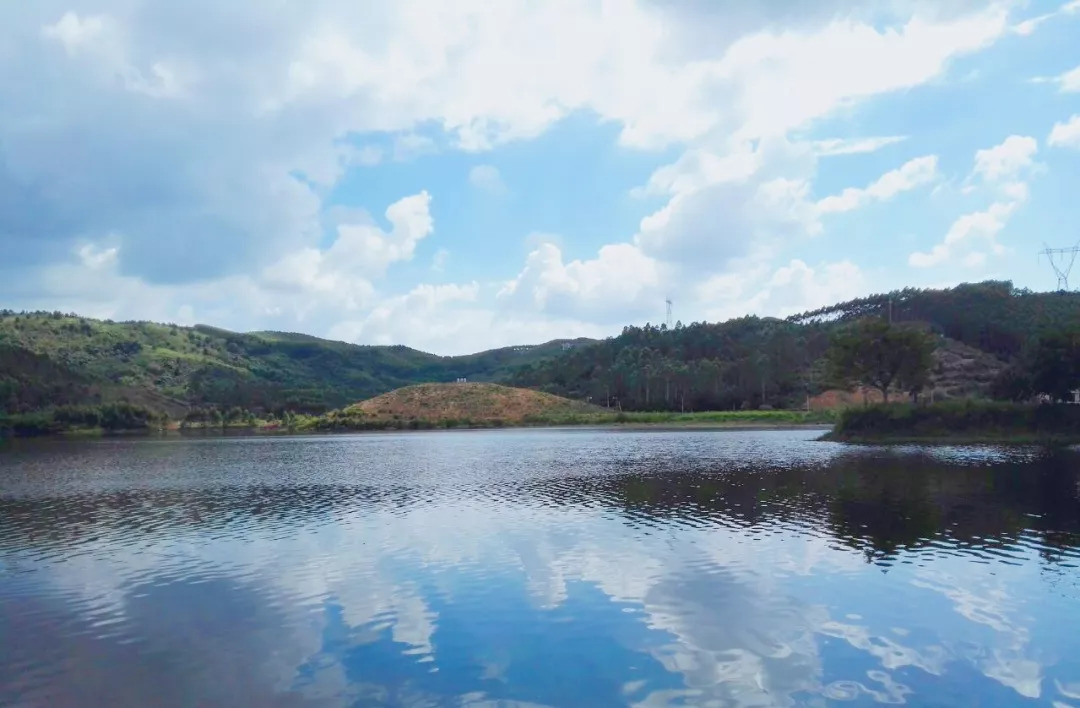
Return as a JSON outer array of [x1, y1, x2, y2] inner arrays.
[[2, 430, 1079, 707]]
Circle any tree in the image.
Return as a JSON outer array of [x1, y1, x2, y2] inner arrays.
[[826, 319, 936, 403], [990, 364, 1034, 402], [1028, 330, 1080, 402]]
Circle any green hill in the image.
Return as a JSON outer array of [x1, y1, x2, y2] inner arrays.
[[0, 310, 593, 419], [510, 281, 1080, 411], [2, 280, 1078, 433]]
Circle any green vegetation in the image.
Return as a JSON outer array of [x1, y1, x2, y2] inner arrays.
[[0, 309, 592, 421], [826, 401, 1080, 444], [3, 281, 1080, 437], [825, 319, 936, 403], [991, 327, 1080, 403], [0, 402, 165, 437], [511, 281, 1080, 411], [309, 383, 837, 432]]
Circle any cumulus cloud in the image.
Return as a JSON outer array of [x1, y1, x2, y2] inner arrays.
[[499, 242, 664, 324], [262, 190, 433, 306], [971, 135, 1038, 182], [910, 135, 1037, 270], [329, 281, 606, 353], [1048, 115, 1080, 149], [699, 259, 868, 322], [817, 156, 939, 214], [630, 136, 821, 277], [909, 201, 1016, 268], [0, 0, 1027, 350]]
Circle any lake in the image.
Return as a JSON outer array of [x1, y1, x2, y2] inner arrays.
[[1, 429, 1079, 707]]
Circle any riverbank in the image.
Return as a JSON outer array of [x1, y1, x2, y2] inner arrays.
[[824, 401, 1080, 445], [306, 408, 837, 432], [2, 410, 837, 439]]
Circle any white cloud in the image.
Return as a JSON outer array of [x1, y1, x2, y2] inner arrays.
[[468, 164, 507, 195], [630, 136, 822, 275], [77, 242, 119, 271], [817, 156, 938, 214], [1055, 65, 1080, 92], [1013, 0, 1080, 35], [329, 191, 434, 276], [0, 1, 1028, 349], [909, 201, 1017, 268], [713, 9, 1008, 140], [1012, 14, 1053, 36], [811, 136, 907, 156], [262, 190, 433, 309], [40, 11, 189, 99], [971, 135, 1038, 184], [1048, 115, 1080, 149], [499, 242, 664, 324], [41, 12, 106, 55], [911, 135, 1039, 270], [699, 259, 867, 322], [329, 281, 606, 353]]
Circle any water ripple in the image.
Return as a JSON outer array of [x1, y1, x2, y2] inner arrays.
[[2, 430, 1079, 706]]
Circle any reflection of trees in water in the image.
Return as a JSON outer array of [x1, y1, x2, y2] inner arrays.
[[2, 449, 1079, 568], [520, 449, 1080, 567]]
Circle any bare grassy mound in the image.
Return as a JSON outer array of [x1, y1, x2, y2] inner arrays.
[[340, 382, 600, 426]]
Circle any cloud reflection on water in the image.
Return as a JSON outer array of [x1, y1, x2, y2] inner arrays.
[[1, 431, 1079, 706]]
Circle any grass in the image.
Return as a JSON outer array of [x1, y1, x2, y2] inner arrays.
[[308, 384, 838, 432], [825, 400, 1080, 444]]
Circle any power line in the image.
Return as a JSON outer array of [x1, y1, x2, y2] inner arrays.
[[1040, 242, 1080, 290]]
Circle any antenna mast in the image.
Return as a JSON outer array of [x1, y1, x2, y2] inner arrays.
[[665, 298, 673, 329], [1040, 242, 1080, 290]]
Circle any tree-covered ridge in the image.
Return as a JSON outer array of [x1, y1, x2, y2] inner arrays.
[[510, 316, 828, 411], [788, 280, 1080, 359], [511, 281, 1080, 411], [0, 310, 594, 417], [2, 280, 1078, 426]]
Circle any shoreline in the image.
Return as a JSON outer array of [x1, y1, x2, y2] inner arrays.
[[2, 419, 837, 441], [822, 432, 1080, 446]]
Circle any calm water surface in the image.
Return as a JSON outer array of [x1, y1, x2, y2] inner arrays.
[[2, 429, 1079, 707]]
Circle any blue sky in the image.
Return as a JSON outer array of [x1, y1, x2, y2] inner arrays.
[[1, 0, 1079, 353]]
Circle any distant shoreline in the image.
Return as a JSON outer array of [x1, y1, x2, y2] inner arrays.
[[825, 402, 1080, 446], [822, 431, 1080, 446], [2, 418, 838, 441]]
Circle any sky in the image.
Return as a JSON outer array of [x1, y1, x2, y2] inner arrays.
[[1, 0, 1079, 355]]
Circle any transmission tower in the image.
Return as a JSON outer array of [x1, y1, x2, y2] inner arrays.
[[1040, 242, 1080, 290], [665, 298, 673, 329]]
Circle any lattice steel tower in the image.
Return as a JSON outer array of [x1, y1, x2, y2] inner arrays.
[[1040, 243, 1080, 290]]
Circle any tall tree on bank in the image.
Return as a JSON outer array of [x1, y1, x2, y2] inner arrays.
[[990, 328, 1080, 402], [1029, 329, 1080, 402], [826, 319, 936, 403]]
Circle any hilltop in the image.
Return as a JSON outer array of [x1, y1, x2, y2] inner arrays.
[[314, 382, 603, 429]]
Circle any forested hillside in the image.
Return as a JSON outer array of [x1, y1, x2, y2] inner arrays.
[[2, 281, 1077, 425], [510, 281, 1080, 411], [0, 310, 592, 417]]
